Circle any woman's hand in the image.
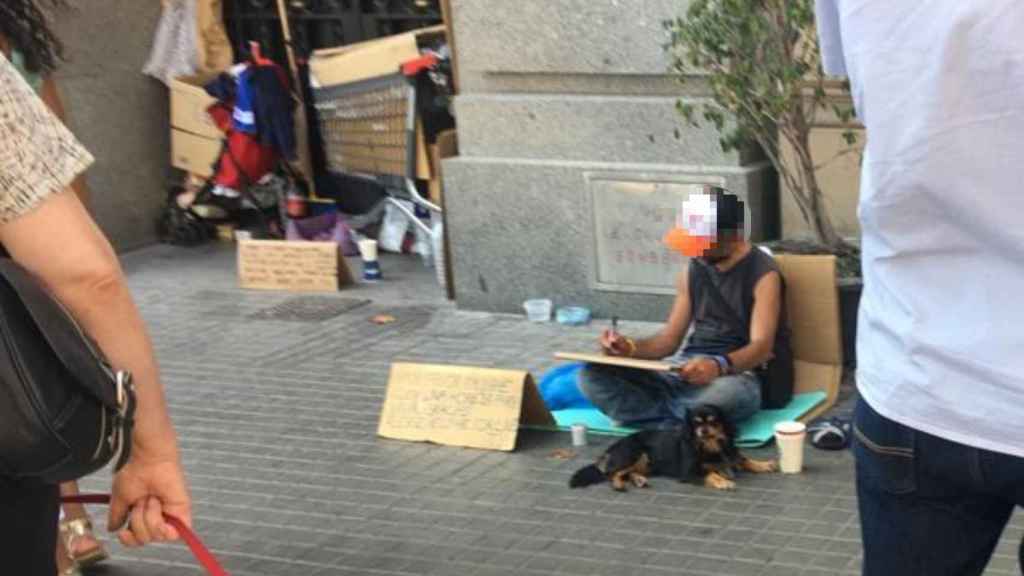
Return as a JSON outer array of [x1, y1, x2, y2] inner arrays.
[[108, 438, 191, 547]]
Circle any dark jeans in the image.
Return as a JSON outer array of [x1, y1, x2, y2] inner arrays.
[[854, 398, 1024, 576], [0, 476, 59, 574]]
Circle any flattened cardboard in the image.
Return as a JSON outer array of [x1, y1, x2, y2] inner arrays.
[[773, 254, 842, 421], [170, 129, 220, 177], [774, 254, 842, 365], [378, 363, 555, 451], [237, 240, 353, 292], [553, 352, 675, 372]]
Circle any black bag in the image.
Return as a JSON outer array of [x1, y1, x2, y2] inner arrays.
[[694, 261, 795, 409], [0, 259, 136, 484]]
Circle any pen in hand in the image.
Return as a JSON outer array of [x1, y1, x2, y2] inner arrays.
[[604, 315, 629, 356]]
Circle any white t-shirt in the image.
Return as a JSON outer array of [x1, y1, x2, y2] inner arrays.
[[816, 1, 1024, 457]]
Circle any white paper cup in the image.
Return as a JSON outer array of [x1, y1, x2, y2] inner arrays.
[[358, 239, 379, 262], [774, 421, 807, 474], [571, 424, 588, 447]]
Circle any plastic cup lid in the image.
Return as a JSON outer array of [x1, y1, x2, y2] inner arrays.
[[775, 421, 807, 435]]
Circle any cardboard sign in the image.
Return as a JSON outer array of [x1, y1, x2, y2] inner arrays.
[[378, 363, 555, 451], [237, 240, 352, 292], [553, 352, 676, 372]]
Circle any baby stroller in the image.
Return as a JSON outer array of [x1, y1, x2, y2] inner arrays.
[[158, 44, 305, 245]]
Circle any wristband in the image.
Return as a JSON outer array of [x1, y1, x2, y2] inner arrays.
[[712, 355, 732, 375]]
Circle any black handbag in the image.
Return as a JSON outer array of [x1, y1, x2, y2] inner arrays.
[[0, 259, 135, 484], [694, 260, 795, 409]]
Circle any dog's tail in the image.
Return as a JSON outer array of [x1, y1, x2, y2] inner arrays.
[[569, 464, 605, 488]]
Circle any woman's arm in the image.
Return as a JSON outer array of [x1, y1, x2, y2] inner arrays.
[[0, 53, 189, 545], [0, 191, 191, 545]]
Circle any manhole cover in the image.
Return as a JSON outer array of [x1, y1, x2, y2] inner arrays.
[[247, 296, 371, 322]]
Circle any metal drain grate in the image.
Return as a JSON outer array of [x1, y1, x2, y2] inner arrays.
[[247, 296, 371, 322]]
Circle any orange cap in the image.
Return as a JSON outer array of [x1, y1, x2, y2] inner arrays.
[[663, 226, 717, 257]]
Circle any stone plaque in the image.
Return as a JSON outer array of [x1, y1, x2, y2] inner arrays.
[[587, 176, 726, 294]]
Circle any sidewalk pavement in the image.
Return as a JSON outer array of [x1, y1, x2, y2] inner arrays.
[[79, 244, 1022, 576]]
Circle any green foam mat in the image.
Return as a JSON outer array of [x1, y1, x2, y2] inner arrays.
[[534, 391, 828, 448]]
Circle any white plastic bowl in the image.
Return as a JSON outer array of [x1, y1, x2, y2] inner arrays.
[[523, 299, 553, 322]]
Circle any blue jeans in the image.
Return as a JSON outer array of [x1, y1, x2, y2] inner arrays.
[[854, 398, 1024, 576], [577, 359, 761, 428]]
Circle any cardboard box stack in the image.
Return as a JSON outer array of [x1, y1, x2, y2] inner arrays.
[[170, 74, 222, 177]]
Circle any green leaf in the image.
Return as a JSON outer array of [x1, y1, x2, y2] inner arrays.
[[666, 0, 851, 246]]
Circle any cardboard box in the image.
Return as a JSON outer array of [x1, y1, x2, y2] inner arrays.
[[309, 25, 445, 87], [170, 74, 221, 140], [171, 129, 220, 178], [377, 362, 555, 451], [237, 239, 353, 292]]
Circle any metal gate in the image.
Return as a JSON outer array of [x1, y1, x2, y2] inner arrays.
[[223, 0, 442, 63]]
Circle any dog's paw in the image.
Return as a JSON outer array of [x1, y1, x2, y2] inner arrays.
[[742, 457, 779, 474], [704, 473, 736, 491], [631, 475, 650, 488]]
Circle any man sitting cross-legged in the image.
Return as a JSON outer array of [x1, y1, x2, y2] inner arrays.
[[579, 187, 786, 428]]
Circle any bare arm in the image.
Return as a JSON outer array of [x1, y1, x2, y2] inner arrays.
[[602, 264, 693, 360], [0, 191, 190, 545]]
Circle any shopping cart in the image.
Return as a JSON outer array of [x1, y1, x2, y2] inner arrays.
[[311, 57, 442, 241]]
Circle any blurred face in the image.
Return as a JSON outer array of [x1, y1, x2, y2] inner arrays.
[[662, 188, 744, 263]]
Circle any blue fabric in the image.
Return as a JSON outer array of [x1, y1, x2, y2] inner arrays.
[[538, 363, 592, 410], [549, 392, 826, 447], [249, 65, 296, 159], [232, 67, 257, 134], [854, 398, 1024, 575]]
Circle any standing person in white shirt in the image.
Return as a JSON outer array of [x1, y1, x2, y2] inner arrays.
[[815, 2, 1024, 574]]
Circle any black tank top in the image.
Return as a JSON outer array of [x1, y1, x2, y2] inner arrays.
[[682, 247, 782, 357]]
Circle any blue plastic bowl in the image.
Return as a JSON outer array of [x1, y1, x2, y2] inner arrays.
[[556, 306, 591, 326]]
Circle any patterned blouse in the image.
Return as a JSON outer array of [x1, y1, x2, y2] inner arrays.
[[0, 53, 92, 223]]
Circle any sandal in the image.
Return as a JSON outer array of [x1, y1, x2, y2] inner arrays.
[[58, 517, 109, 575], [808, 417, 852, 451]]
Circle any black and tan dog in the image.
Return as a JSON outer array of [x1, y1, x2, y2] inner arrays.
[[569, 405, 777, 491]]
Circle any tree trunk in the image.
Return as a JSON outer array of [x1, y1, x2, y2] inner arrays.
[[786, 112, 853, 254]]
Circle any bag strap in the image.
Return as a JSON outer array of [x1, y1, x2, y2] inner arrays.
[[692, 260, 749, 344], [61, 494, 229, 576]]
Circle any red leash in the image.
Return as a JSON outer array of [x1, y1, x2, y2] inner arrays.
[[62, 494, 229, 576]]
